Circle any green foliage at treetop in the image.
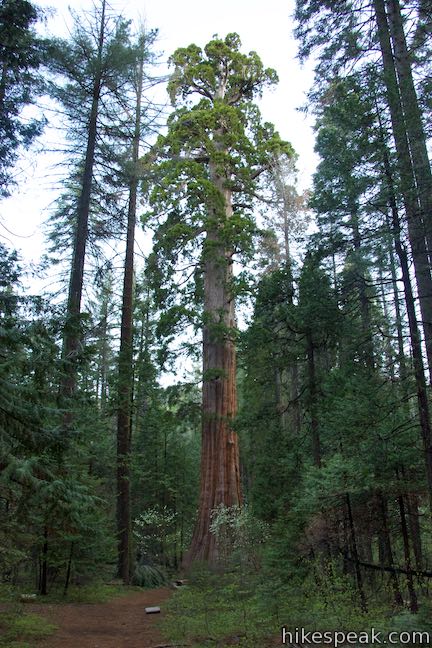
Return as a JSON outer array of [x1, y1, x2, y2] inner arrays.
[[142, 33, 293, 339]]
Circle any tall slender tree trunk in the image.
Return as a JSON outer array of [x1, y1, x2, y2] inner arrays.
[[376, 117, 432, 512], [396, 471, 418, 613], [384, 210, 407, 383], [345, 493, 368, 613], [395, 241, 432, 512], [406, 493, 423, 572], [63, 542, 74, 597], [378, 267, 395, 380], [352, 211, 375, 370], [40, 526, 48, 596], [116, 46, 145, 583], [281, 176, 301, 436], [400, 467, 424, 572], [386, 0, 432, 260], [373, 0, 432, 383], [60, 0, 106, 419], [96, 285, 110, 412], [271, 164, 301, 437], [185, 121, 241, 566], [306, 330, 321, 467]]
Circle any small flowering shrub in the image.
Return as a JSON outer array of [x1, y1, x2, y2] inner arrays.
[[210, 504, 269, 570], [133, 506, 178, 565]]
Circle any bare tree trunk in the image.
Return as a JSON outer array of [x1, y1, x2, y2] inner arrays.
[[116, 45, 145, 584], [0, 62, 7, 111]]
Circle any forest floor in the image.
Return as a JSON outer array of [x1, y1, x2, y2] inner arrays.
[[27, 587, 172, 648]]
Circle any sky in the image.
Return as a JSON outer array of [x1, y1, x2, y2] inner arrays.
[[0, 0, 318, 267]]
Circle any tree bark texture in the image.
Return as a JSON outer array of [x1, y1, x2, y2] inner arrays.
[[185, 151, 242, 566]]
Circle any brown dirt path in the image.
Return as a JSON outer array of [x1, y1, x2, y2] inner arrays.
[[28, 588, 173, 648]]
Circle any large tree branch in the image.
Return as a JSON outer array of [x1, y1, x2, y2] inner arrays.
[[231, 186, 276, 206], [232, 202, 252, 210], [250, 164, 270, 180], [160, 151, 209, 164], [191, 81, 213, 100]]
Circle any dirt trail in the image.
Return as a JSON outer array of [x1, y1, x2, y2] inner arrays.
[[29, 588, 172, 648]]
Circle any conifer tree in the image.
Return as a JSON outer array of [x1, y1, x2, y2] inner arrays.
[[48, 1, 136, 422], [0, 0, 45, 196], [143, 33, 293, 564], [295, 0, 432, 382], [116, 30, 156, 584]]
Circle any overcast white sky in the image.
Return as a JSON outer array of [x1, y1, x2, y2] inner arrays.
[[0, 0, 318, 264]]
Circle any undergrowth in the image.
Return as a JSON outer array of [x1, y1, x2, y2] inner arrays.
[[0, 611, 56, 648], [0, 581, 140, 606], [161, 565, 272, 647], [162, 565, 432, 648]]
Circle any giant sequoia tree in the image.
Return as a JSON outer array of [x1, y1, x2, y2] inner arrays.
[[143, 34, 292, 564]]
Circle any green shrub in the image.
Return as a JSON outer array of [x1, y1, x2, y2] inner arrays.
[[131, 562, 168, 588]]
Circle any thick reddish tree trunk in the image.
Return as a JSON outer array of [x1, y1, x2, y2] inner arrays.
[[185, 161, 242, 566]]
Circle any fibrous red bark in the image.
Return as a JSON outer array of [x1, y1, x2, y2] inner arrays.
[[185, 165, 242, 566]]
